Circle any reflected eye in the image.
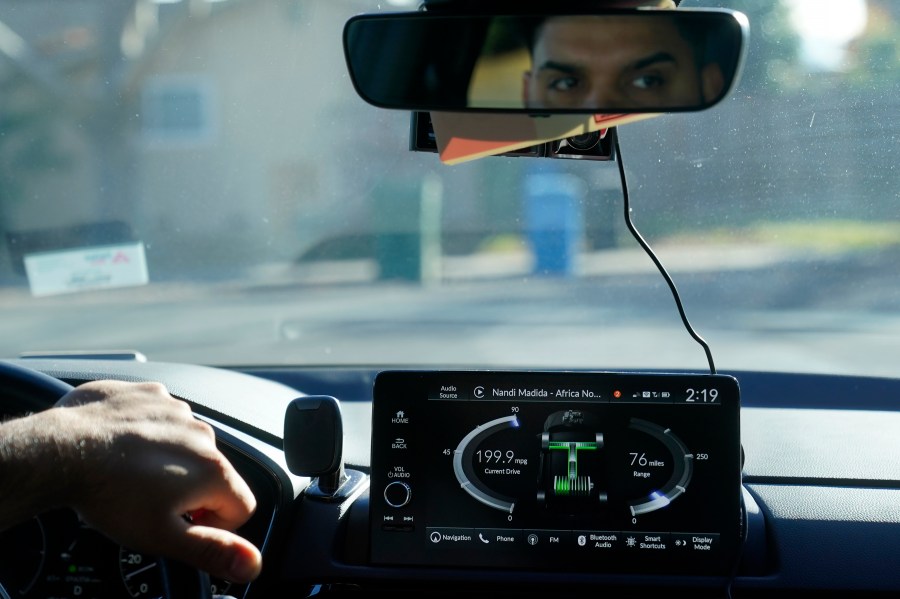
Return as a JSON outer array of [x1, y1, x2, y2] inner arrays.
[[631, 73, 665, 89], [548, 76, 580, 92]]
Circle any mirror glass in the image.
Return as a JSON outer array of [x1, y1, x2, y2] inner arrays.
[[344, 10, 747, 114]]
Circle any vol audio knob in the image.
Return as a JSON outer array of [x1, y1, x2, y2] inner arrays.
[[384, 481, 412, 508]]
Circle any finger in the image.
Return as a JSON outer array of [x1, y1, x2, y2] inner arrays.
[[55, 380, 171, 408], [188, 507, 247, 532], [192, 462, 258, 531], [172, 523, 263, 583], [55, 380, 118, 407]]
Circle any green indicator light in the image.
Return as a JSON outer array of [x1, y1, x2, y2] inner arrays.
[[68, 565, 77, 574]]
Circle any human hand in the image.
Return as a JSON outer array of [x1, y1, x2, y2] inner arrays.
[[50, 380, 262, 583]]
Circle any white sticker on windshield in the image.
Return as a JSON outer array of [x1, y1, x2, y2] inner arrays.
[[24, 242, 149, 297]]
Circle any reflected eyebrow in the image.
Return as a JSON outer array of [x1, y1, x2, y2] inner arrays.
[[631, 52, 677, 70], [538, 52, 678, 76], [537, 60, 581, 74]]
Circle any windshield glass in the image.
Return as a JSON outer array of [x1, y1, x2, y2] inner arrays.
[[0, 0, 897, 376]]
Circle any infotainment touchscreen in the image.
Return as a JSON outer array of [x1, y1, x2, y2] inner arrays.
[[369, 371, 742, 575]]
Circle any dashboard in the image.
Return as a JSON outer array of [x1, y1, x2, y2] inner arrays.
[[2, 358, 900, 598]]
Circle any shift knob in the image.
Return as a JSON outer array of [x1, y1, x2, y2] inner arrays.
[[283, 395, 343, 480]]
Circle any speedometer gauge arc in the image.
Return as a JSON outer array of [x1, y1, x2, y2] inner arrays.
[[453, 414, 520, 513], [118, 546, 163, 598]]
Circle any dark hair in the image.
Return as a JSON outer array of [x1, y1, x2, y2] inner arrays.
[[518, 13, 714, 69], [518, 16, 548, 56]]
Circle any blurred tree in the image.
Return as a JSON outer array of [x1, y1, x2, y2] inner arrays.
[[845, 0, 900, 89]]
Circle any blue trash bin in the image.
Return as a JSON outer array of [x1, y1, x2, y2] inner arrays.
[[524, 172, 586, 276]]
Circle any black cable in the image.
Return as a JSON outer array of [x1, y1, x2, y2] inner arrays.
[[611, 128, 717, 375]]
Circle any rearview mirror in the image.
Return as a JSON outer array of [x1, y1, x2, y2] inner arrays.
[[344, 9, 747, 114]]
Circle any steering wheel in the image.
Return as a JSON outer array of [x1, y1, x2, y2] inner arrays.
[[0, 359, 75, 410], [0, 360, 213, 599]]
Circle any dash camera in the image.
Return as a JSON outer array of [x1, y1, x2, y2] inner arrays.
[[549, 129, 615, 161]]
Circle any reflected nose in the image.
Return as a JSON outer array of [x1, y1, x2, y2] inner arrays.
[[581, 82, 623, 109]]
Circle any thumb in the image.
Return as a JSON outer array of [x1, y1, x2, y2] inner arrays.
[[169, 523, 263, 584]]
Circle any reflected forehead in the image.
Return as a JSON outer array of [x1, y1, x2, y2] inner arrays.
[[540, 15, 683, 42], [534, 17, 693, 64]]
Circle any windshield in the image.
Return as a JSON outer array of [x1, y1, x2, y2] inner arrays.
[[0, 0, 897, 377]]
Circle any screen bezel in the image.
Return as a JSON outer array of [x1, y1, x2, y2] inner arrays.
[[369, 370, 743, 576]]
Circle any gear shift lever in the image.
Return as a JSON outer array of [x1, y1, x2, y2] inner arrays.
[[283, 395, 365, 499]]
